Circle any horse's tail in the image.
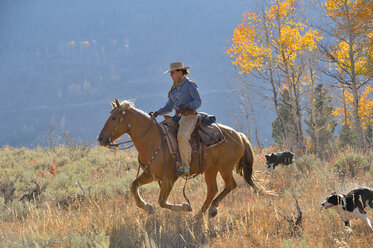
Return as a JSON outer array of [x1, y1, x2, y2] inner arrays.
[[236, 133, 277, 196], [236, 133, 256, 188]]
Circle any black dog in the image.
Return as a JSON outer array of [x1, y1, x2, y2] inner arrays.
[[265, 151, 294, 171], [321, 188, 373, 231]]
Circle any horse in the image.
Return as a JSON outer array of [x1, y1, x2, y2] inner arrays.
[[97, 98, 271, 218]]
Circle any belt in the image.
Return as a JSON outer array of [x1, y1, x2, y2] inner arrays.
[[176, 109, 197, 116]]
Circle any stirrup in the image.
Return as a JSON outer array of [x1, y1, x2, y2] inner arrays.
[[177, 166, 190, 177]]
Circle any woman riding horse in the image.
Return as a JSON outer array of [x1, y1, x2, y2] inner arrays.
[[98, 98, 272, 219], [149, 62, 201, 177]]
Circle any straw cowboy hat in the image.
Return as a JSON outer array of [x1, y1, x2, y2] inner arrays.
[[163, 62, 190, 74]]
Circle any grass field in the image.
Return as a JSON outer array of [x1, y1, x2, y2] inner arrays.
[[0, 145, 372, 247]]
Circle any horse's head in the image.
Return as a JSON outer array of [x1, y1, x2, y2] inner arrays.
[[97, 98, 132, 147]]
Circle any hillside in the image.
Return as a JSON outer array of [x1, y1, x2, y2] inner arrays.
[[0, 0, 276, 147]]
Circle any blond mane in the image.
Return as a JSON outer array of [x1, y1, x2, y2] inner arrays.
[[119, 99, 149, 117], [119, 100, 135, 110]]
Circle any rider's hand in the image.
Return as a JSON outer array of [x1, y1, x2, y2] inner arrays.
[[148, 111, 158, 118]]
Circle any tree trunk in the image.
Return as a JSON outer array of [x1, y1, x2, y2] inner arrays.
[[294, 84, 305, 151], [264, 20, 287, 147], [245, 83, 262, 149], [348, 19, 366, 150], [310, 77, 317, 154], [270, 74, 287, 147], [342, 87, 351, 144]]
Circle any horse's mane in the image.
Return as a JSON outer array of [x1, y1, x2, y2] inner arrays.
[[120, 100, 135, 109], [119, 99, 149, 117]]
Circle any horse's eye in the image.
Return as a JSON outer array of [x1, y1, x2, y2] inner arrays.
[[111, 116, 117, 121]]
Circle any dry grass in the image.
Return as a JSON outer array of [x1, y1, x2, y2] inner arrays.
[[0, 146, 372, 247]]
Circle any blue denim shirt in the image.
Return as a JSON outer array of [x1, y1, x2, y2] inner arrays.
[[156, 79, 202, 115]]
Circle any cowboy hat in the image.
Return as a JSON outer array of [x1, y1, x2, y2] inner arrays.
[[163, 62, 190, 74]]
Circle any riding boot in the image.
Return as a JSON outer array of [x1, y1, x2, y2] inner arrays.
[[177, 163, 190, 177]]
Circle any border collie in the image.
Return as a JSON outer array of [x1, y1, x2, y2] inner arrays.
[[265, 151, 294, 171], [321, 188, 373, 231]]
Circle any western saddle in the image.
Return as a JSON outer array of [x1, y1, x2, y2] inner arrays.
[[160, 113, 225, 175]]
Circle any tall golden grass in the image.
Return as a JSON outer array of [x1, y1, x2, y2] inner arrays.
[[0, 145, 372, 247]]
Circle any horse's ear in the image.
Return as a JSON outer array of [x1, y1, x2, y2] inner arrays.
[[110, 100, 115, 109], [114, 98, 120, 107]]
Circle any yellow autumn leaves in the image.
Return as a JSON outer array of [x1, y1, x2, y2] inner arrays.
[[227, 18, 267, 73], [226, 0, 322, 80], [329, 42, 369, 76], [333, 85, 373, 130], [226, 0, 373, 135]]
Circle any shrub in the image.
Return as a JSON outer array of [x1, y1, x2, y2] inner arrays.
[[334, 153, 370, 179], [295, 154, 324, 173], [68, 228, 110, 248]]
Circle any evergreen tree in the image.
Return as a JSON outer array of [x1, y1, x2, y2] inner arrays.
[[272, 90, 296, 148], [305, 84, 337, 156], [338, 124, 357, 148]]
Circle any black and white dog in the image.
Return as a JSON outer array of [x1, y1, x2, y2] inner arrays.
[[321, 188, 373, 231], [265, 151, 294, 171]]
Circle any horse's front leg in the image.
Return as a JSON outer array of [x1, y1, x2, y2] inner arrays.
[[158, 179, 192, 212], [131, 171, 155, 214]]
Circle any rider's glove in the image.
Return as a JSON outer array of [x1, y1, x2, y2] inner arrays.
[[148, 111, 158, 118]]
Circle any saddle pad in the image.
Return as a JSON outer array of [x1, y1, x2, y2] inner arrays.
[[160, 124, 178, 157]]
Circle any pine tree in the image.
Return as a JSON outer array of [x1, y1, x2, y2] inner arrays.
[[305, 84, 337, 156], [272, 90, 295, 148], [339, 123, 357, 148]]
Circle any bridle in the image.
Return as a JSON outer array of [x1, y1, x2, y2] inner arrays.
[[106, 105, 192, 205], [108, 107, 155, 151], [107, 106, 167, 185]]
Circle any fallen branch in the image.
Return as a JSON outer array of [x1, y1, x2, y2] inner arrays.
[[278, 193, 302, 236]]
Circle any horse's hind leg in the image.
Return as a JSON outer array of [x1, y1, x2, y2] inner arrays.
[[195, 168, 218, 219], [158, 178, 192, 212], [131, 172, 155, 214], [208, 170, 237, 218]]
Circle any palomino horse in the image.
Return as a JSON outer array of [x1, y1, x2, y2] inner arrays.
[[98, 98, 269, 218]]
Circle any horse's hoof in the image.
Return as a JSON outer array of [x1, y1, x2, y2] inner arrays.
[[208, 206, 218, 218], [209, 210, 217, 218], [182, 203, 193, 212], [145, 203, 154, 214]]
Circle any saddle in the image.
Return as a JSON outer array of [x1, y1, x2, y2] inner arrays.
[[160, 113, 226, 174]]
